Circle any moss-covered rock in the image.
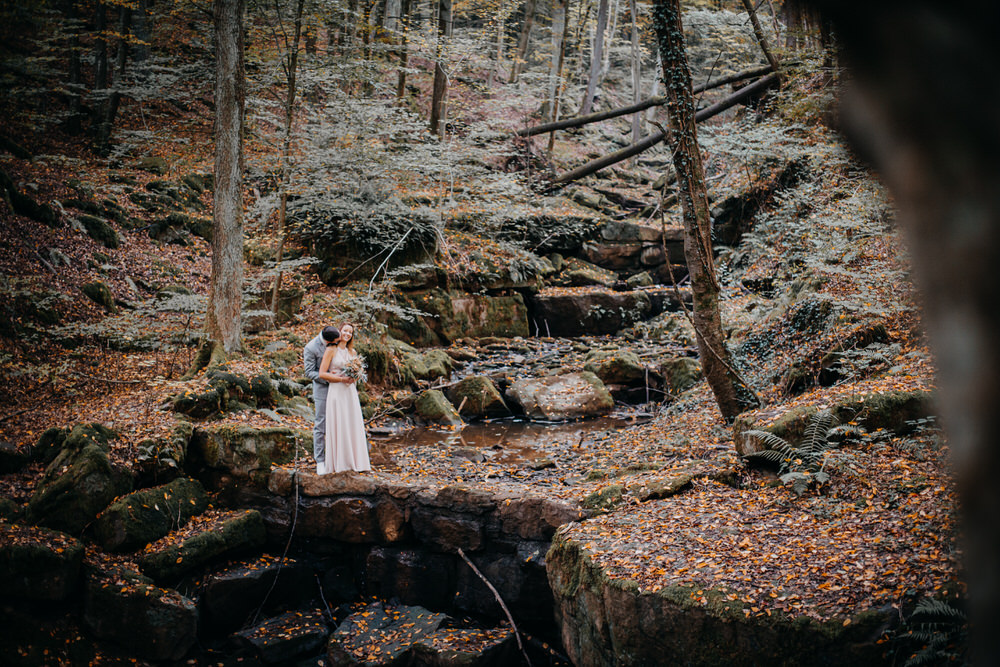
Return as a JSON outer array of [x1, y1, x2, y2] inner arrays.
[[547, 533, 891, 666], [189, 425, 310, 485], [0, 523, 84, 600], [584, 349, 646, 385], [78, 214, 120, 249], [414, 389, 464, 426], [26, 439, 133, 534], [33, 426, 69, 463], [138, 156, 168, 174], [140, 509, 266, 581], [136, 420, 193, 483], [82, 563, 197, 661], [0, 440, 29, 473], [0, 496, 22, 522], [659, 356, 702, 396], [92, 477, 209, 552], [81, 281, 116, 312], [446, 376, 510, 418]]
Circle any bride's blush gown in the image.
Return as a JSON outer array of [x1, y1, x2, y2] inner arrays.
[[317, 347, 371, 474]]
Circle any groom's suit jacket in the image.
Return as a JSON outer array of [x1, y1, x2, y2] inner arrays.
[[303, 334, 330, 399]]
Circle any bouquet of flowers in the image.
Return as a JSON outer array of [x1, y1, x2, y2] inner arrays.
[[343, 354, 368, 385]]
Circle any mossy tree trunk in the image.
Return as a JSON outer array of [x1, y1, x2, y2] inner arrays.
[[651, 0, 758, 422], [207, 0, 246, 356]]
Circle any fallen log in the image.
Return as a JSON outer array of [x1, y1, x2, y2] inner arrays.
[[552, 72, 780, 185], [517, 65, 772, 138]]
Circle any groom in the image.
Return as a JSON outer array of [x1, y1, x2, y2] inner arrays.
[[303, 325, 339, 467]]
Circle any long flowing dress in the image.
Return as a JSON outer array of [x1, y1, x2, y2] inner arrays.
[[317, 347, 371, 474]]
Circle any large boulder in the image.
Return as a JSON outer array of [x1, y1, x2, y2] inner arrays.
[[410, 627, 516, 666], [327, 601, 447, 666], [26, 426, 133, 534], [0, 440, 29, 473], [584, 349, 646, 385], [189, 425, 310, 486], [135, 420, 193, 483], [233, 609, 329, 665], [659, 356, 703, 396], [0, 523, 84, 600], [140, 509, 266, 581], [92, 477, 208, 552], [82, 563, 197, 661], [547, 534, 890, 666], [200, 555, 316, 635], [446, 376, 510, 418], [506, 372, 614, 421], [386, 289, 530, 346], [528, 288, 653, 337], [414, 389, 464, 426]]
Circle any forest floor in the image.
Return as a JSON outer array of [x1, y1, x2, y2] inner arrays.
[[0, 38, 962, 649]]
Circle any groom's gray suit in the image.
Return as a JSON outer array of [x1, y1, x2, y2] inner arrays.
[[303, 333, 330, 463]]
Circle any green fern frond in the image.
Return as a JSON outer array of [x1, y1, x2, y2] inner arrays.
[[744, 449, 786, 465], [912, 598, 966, 621], [802, 410, 836, 454], [743, 430, 794, 456]]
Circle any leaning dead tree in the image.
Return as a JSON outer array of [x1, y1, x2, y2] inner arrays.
[[518, 65, 773, 138], [552, 72, 779, 184]]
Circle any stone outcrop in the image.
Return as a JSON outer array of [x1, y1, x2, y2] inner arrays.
[[201, 556, 317, 635], [327, 601, 447, 665], [140, 509, 266, 581], [92, 477, 209, 552], [386, 289, 530, 347], [547, 534, 891, 666], [0, 524, 84, 600], [579, 221, 686, 280], [529, 287, 680, 337], [506, 372, 614, 421], [82, 563, 198, 661], [188, 425, 310, 487], [26, 425, 133, 534]]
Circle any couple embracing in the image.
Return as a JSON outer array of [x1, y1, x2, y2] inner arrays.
[[303, 323, 371, 475]]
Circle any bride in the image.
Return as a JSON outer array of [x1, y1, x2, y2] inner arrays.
[[316, 322, 371, 474]]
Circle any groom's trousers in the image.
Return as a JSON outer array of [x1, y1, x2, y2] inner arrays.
[[312, 381, 329, 463]]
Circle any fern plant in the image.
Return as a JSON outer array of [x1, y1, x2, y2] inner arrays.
[[891, 597, 967, 666], [743, 410, 838, 496]]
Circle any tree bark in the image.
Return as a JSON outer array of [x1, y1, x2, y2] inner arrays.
[[579, 0, 608, 114], [652, 0, 758, 421], [551, 72, 778, 183], [65, 0, 83, 135], [95, 5, 131, 153], [94, 2, 108, 91], [509, 0, 538, 83], [395, 0, 411, 98], [270, 0, 307, 317], [805, 1, 1000, 660], [627, 0, 641, 145], [739, 0, 780, 77], [428, 0, 452, 137], [519, 65, 773, 137], [547, 0, 570, 152], [207, 0, 246, 355]]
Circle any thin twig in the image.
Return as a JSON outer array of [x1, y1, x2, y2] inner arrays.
[[456, 547, 532, 667]]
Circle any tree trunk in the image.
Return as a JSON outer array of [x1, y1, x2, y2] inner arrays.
[[547, 0, 569, 153], [270, 0, 307, 317], [133, 0, 151, 63], [806, 1, 1000, 659], [428, 0, 451, 137], [487, 15, 504, 87], [547, 0, 567, 115], [95, 5, 131, 154], [509, 0, 538, 83], [579, 0, 608, 114], [627, 0, 641, 145], [207, 0, 246, 356], [65, 0, 83, 135], [395, 0, 411, 98], [651, 0, 758, 421], [94, 3, 108, 91], [739, 0, 780, 77], [599, 0, 618, 81]]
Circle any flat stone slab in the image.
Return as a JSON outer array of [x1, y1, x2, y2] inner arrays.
[[139, 509, 265, 581], [234, 609, 329, 664], [0, 523, 84, 600], [327, 601, 447, 665]]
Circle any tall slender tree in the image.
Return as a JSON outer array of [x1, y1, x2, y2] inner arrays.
[[509, 0, 537, 82], [579, 0, 608, 114], [651, 0, 759, 421], [429, 0, 452, 137], [206, 0, 247, 359]]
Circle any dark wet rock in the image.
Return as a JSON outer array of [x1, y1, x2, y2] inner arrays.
[[0, 168, 59, 227], [0, 496, 22, 522], [233, 608, 329, 664], [296, 496, 384, 543], [140, 509, 266, 581], [327, 600, 447, 666], [454, 551, 554, 626], [547, 533, 891, 666], [0, 440, 29, 473], [411, 507, 485, 552], [200, 556, 316, 635], [26, 433, 133, 534], [415, 389, 464, 426], [0, 523, 84, 600], [506, 372, 613, 421], [365, 548, 457, 608], [82, 563, 197, 661], [81, 281, 116, 312], [528, 288, 652, 337], [92, 477, 208, 552], [410, 627, 517, 666], [136, 420, 194, 483], [446, 376, 510, 418], [77, 214, 119, 249]]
